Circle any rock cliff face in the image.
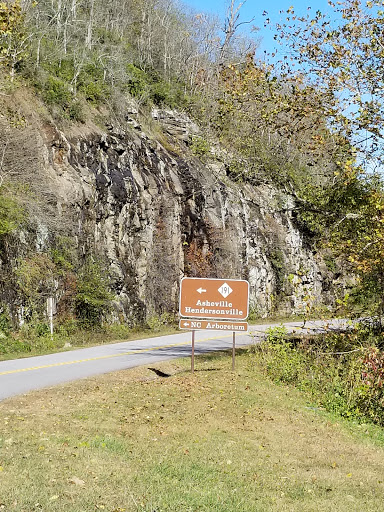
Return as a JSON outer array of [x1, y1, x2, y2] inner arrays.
[[1, 102, 334, 322]]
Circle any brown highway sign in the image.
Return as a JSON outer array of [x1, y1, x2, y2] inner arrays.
[[179, 319, 248, 332], [179, 277, 249, 320]]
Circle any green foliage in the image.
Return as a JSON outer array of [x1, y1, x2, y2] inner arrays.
[[75, 260, 114, 326], [256, 323, 384, 427], [146, 312, 176, 332], [44, 58, 75, 83], [15, 253, 57, 312], [190, 135, 210, 159], [226, 160, 247, 183], [247, 305, 261, 322], [125, 64, 189, 108], [126, 64, 150, 99], [36, 54, 109, 107], [66, 99, 85, 122], [0, 306, 11, 336], [33, 321, 49, 337], [0, 191, 23, 236], [41, 75, 85, 121], [0, 328, 63, 355], [323, 254, 337, 273], [105, 323, 134, 339], [42, 75, 72, 106], [269, 249, 285, 295], [0, 334, 32, 355], [80, 80, 107, 105], [150, 78, 187, 108], [77, 62, 110, 104], [259, 326, 307, 384], [50, 237, 75, 272], [215, 57, 341, 193], [265, 325, 288, 344], [302, 170, 384, 319]]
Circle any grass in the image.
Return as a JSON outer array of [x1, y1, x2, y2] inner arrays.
[[0, 325, 179, 361], [0, 315, 309, 362], [1, 350, 384, 511]]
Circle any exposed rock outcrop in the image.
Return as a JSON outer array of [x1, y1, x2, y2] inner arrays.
[[0, 101, 335, 323]]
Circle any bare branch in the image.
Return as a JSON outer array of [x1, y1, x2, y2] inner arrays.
[[219, 0, 255, 64]]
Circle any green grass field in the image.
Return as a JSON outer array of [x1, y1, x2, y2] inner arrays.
[[1, 350, 384, 511]]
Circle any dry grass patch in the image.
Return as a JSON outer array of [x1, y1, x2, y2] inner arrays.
[[0, 352, 384, 511]]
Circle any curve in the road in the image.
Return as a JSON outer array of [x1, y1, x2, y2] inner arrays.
[[0, 319, 350, 400], [0, 332, 232, 377]]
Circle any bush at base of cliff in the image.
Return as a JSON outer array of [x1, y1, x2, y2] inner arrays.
[[74, 260, 114, 327], [146, 312, 177, 332], [15, 253, 57, 317], [189, 135, 210, 159], [0, 307, 11, 338]]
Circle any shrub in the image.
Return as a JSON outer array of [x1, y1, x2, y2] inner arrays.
[[125, 64, 189, 108], [146, 312, 176, 332], [50, 238, 75, 272], [256, 325, 384, 427], [80, 80, 107, 104], [190, 135, 210, 159], [260, 326, 307, 384], [150, 78, 188, 108], [0, 307, 11, 336], [67, 99, 85, 122], [0, 191, 23, 237], [41, 75, 85, 121], [42, 76, 72, 106], [78, 62, 110, 104], [34, 322, 49, 337], [75, 260, 114, 326], [126, 64, 150, 99], [15, 253, 57, 314]]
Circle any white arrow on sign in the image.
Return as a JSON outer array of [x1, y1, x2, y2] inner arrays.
[[197, 288, 207, 294], [183, 322, 190, 327]]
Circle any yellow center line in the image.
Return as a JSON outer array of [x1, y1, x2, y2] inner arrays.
[[0, 332, 239, 376]]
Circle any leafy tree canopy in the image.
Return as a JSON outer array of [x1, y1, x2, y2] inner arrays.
[[270, 0, 384, 168]]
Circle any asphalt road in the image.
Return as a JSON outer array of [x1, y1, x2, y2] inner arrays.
[[0, 319, 350, 401]]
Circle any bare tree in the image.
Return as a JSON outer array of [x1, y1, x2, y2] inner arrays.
[[219, 0, 254, 65]]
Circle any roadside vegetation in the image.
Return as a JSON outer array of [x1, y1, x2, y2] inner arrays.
[[257, 321, 384, 428], [1, 350, 384, 511], [0, 319, 179, 360]]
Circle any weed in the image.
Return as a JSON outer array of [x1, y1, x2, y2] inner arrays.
[[256, 323, 384, 427], [190, 135, 210, 159], [0, 189, 24, 237], [259, 325, 308, 384], [146, 312, 176, 332], [75, 260, 114, 326]]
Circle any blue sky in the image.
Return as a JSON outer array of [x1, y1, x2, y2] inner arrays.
[[183, 0, 332, 55]]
